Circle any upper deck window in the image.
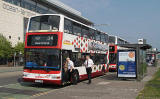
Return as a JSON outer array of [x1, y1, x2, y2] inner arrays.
[[109, 36, 115, 44], [118, 38, 125, 44], [95, 31, 101, 41], [29, 15, 60, 32], [73, 22, 81, 36], [105, 34, 109, 43], [101, 33, 106, 43], [64, 18, 73, 34], [82, 26, 89, 38], [89, 29, 95, 40]]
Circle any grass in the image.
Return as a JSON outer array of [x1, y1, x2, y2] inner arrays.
[[137, 68, 160, 99]]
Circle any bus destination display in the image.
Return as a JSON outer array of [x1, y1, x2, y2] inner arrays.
[[27, 34, 58, 46]]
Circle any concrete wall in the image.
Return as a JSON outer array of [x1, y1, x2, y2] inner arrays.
[[0, 0, 38, 46]]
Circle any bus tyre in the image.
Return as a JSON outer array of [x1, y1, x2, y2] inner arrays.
[[72, 70, 79, 85], [102, 66, 105, 75]]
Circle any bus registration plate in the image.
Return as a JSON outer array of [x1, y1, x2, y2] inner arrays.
[[35, 80, 43, 83]]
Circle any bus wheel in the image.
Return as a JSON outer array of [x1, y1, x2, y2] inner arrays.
[[102, 66, 105, 75], [72, 70, 79, 85]]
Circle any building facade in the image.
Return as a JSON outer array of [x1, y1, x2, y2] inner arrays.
[[0, 0, 92, 46]]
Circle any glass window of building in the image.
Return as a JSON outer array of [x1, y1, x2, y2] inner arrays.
[[73, 22, 81, 36], [64, 18, 73, 34], [48, 9, 57, 14], [82, 26, 89, 38], [13, 0, 21, 6], [9, 36, 11, 39], [36, 3, 49, 14], [3, 0, 20, 6], [21, 0, 36, 11], [18, 37, 21, 40], [3, 0, 12, 3]]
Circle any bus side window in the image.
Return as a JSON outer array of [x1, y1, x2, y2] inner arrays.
[[92, 54, 106, 65], [89, 29, 95, 40], [73, 22, 81, 36], [105, 34, 109, 43], [101, 33, 106, 43], [64, 18, 73, 34], [71, 53, 84, 67], [95, 31, 101, 41], [82, 26, 89, 38]]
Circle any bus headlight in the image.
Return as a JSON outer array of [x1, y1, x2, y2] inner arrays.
[[51, 75, 61, 79], [23, 74, 28, 77]]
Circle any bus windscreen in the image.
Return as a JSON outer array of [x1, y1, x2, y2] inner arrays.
[[29, 15, 60, 31], [109, 53, 117, 64], [25, 49, 61, 70]]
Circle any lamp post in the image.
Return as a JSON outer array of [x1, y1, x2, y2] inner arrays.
[[14, 52, 16, 67]]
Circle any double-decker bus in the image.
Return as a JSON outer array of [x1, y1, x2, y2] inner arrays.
[[23, 14, 109, 85], [108, 36, 129, 71], [108, 36, 117, 71]]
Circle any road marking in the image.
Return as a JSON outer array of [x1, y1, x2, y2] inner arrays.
[[0, 83, 19, 88], [30, 85, 71, 99], [30, 89, 59, 99], [97, 82, 110, 85]]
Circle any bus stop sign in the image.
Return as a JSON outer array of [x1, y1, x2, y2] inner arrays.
[[117, 50, 137, 78]]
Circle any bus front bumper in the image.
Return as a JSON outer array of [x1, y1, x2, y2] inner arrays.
[[23, 77, 62, 85], [109, 65, 117, 71]]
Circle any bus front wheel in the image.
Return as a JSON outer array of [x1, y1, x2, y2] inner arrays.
[[72, 70, 79, 85]]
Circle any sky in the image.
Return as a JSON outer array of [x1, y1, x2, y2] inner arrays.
[[60, 0, 160, 49]]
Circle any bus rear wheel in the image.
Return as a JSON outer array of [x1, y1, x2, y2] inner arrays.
[[102, 66, 106, 75]]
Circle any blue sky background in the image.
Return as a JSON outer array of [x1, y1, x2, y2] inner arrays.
[[60, 0, 160, 49]]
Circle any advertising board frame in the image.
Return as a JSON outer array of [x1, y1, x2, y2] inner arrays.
[[117, 50, 137, 79]]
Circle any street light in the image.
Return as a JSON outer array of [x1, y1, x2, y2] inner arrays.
[[14, 52, 16, 67]]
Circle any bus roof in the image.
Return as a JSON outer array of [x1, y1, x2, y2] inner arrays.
[[29, 14, 109, 35]]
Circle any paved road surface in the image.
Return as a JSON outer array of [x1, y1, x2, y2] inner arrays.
[[0, 66, 158, 99], [0, 71, 22, 86], [32, 73, 144, 99]]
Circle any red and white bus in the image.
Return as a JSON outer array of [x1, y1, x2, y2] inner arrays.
[[23, 14, 109, 85], [109, 44, 117, 71], [108, 36, 129, 71]]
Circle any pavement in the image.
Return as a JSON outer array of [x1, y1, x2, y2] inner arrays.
[[32, 73, 144, 99], [0, 64, 159, 99], [32, 65, 160, 99], [0, 66, 23, 73]]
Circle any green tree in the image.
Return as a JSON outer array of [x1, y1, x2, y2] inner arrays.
[[0, 34, 12, 58], [14, 42, 25, 55]]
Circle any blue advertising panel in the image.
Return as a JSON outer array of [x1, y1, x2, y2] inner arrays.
[[117, 50, 137, 78]]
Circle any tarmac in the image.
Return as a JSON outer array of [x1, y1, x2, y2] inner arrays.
[[0, 66, 23, 73], [0, 62, 159, 99]]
